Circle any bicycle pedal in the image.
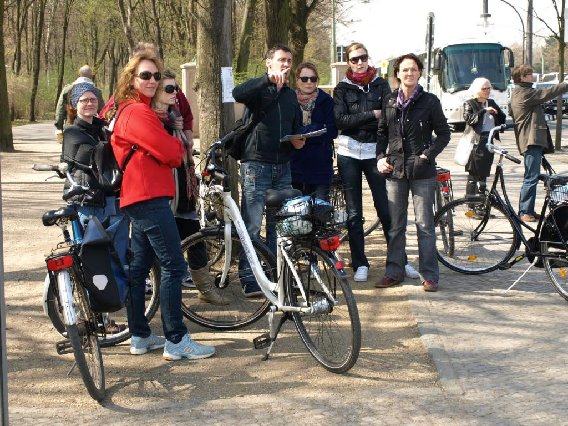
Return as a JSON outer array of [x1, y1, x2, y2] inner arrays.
[[55, 339, 74, 355], [253, 333, 272, 349]]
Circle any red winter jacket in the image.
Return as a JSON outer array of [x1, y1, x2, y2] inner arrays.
[[111, 92, 184, 208]]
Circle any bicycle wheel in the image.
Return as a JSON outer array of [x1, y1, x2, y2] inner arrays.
[[285, 244, 361, 373], [435, 189, 455, 257], [62, 268, 105, 401], [540, 205, 568, 300], [435, 197, 519, 274], [180, 228, 275, 330], [46, 261, 161, 347]]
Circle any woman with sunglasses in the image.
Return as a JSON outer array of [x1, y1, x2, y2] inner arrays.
[[334, 42, 418, 282], [111, 48, 215, 360], [151, 69, 226, 306], [463, 77, 506, 210], [290, 62, 338, 200]]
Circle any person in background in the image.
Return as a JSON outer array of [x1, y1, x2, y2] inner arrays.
[[509, 64, 568, 222], [111, 47, 215, 360], [463, 77, 506, 214], [151, 69, 226, 306], [55, 65, 104, 142], [60, 82, 126, 334], [232, 44, 305, 297], [375, 53, 451, 292], [333, 42, 419, 282], [291, 62, 338, 200]]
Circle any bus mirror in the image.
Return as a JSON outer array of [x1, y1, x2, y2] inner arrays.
[[433, 52, 442, 71]]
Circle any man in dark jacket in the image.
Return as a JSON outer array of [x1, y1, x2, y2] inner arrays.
[[509, 64, 568, 222], [232, 44, 305, 297]]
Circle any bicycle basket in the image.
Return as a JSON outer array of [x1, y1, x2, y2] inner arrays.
[[276, 215, 313, 236], [550, 183, 568, 205]]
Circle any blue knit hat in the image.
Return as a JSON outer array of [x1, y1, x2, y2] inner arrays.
[[70, 82, 96, 108]]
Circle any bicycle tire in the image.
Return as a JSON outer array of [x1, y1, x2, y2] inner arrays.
[[62, 269, 105, 401], [46, 261, 161, 347], [285, 244, 361, 373], [435, 197, 519, 274], [435, 189, 455, 257], [541, 240, 568, 301], [180, 227, 275, 330]]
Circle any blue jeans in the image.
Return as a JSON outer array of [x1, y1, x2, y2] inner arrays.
[[519, 145, 544, 216], [239, 161, 291, 286], [385, 176, 438, 283], [337, 155, 391, 270], [123, 197, 188, 343]]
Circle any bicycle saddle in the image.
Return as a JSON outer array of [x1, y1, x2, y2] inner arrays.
[[42, 206, 79, 226], [265, 188, 302, 208]]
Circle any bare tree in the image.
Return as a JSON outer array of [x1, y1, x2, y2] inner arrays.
[[533, 0, 566, 149], [29, 0, 47, 122], [236, 0, 258, 74], [55, 0, 75, 109], [289, 0, 318, 72], [117, 0, 136, 53], [1, 0, 15, 152], [264, 0, 290, 48]]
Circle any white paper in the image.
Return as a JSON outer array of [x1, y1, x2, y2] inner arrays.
[[221, 67, 235, 103]]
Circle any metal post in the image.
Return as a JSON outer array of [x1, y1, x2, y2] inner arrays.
[[330, 0, 336, 76], [526, 0, 533, 66], [0, 158, 8, 425]]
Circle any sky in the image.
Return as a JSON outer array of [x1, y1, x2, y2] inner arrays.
[[335, 0, 558, 62]]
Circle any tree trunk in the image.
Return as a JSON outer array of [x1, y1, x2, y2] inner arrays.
[[117, 0, 136, 53], [236, 0, 257, 74], [195, 0, 224, 153], [289, 0, 317, 77], [29, 0, 46, 122], [0, 0, 15, 152], [150, 0, 164, 59], [555, 0, 566, 150], [264, 0, 291, 48], [55, 0, 74, 110]]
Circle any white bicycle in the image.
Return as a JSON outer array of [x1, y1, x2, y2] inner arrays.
[[180, 136, 361, 373]]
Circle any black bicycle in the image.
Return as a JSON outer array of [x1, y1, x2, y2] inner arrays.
[[434, 124, 568, 300]]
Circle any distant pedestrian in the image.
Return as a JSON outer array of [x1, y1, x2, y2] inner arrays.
[[463, 77, 506, 211], [509, 64, 568, 222]]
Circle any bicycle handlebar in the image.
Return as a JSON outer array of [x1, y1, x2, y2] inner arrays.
[[486, 124, 522, 164], [33, 162, 89, 198]]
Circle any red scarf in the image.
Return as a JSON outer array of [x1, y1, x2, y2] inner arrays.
[[346, 66, 377, 86]]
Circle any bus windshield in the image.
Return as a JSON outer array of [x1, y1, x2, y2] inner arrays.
[[441, 43, 506, 92]]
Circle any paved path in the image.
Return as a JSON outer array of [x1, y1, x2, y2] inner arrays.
[[4, 122, 568, 425]]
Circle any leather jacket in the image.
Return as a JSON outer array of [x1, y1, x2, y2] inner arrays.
[[376, 87, 451, 180]]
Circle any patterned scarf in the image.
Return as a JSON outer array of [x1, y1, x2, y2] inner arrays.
[[296, 89, 318, 126], [345, 66, 377, 87], [396, 85, 423, 135]]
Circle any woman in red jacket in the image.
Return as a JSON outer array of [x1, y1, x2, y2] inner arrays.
[[111, 48, 215, 361]]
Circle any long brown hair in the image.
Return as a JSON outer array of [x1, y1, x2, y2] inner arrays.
[[114, 48, 164, 104]]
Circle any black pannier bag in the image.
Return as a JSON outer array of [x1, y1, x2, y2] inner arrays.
[[79, 216, 127, 313]]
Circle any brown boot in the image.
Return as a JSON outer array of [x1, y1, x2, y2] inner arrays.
[[190, 266, 229, 305]]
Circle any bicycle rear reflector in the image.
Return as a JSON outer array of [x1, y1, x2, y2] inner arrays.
[[47, 255, 74, 271], [437, 170, 451, 181], [319, 234, 341, 251]]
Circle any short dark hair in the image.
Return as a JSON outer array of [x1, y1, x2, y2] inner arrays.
[[512, 64, 532, 84], [393, 53, 424, 84], [266, 44, 291, 60]]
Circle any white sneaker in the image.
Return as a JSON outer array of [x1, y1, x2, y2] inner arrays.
[[353, 266, 369, 282], [405, 263, 420, 279]]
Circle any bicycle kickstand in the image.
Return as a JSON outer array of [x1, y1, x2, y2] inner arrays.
[[252, 306, 290, 361]]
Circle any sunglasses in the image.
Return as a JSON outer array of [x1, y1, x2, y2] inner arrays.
[[298, 76, 318, 83], [137, 71, 161, 81], [349, 54, 369, 64], [164, 84, 179, 94]]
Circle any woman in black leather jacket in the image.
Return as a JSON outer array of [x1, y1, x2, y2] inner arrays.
[[376, 53, 451, 292], [463, 77, 506, 205], [335, 43, 405, 282]]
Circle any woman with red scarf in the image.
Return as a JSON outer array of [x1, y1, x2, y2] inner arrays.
[[334, 42, 418, 283]]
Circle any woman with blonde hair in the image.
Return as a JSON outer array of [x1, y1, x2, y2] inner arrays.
[[463, 77, 506, 210], [111, 48, 215, 360]]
